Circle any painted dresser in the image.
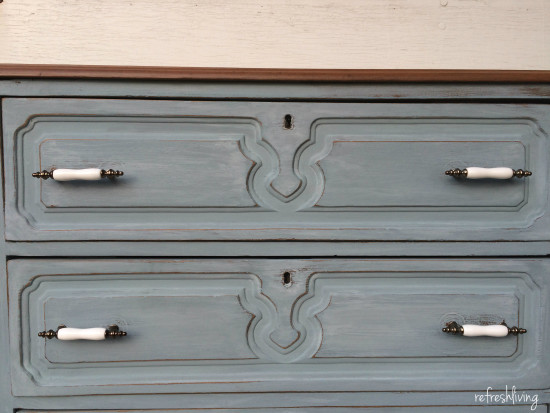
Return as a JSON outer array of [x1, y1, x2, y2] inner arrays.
[[0, 68, 549, 412]]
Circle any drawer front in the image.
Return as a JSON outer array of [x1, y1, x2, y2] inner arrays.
[[9, 259, 549, 396], [4, 99, 550, 241]]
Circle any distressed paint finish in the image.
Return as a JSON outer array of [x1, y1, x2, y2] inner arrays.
[[7, 240, 550, 257], [8, 259, 550, 396], [1, 80, 550, 100], [4, 99, 550, 241], [17, 408, 545, 413], [1, 81, 550, 412], [0, 1, 548, 69]]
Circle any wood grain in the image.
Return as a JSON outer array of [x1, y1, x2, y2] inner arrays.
[[0, 65, 549, 81], [5, 98, 550, 241], [0, 0, 548, 70], [8, 258, 549, 395]]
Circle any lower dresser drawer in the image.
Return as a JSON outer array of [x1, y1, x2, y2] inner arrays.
[[8, 259, 550, 396]]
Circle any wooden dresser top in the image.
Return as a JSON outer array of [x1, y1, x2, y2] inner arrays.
[[0, 65, 549, 82]]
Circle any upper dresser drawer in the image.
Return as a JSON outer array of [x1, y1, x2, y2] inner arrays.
[[3, 98, 550, 241]]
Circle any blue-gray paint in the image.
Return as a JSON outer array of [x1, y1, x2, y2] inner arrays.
[[8, 258, 549, 397], [4, 99, 550, 241], [18, 407, 545, 413], [0, 81, 549, 412], [0, 79, 549, 100], [6, 240, 550, 257]]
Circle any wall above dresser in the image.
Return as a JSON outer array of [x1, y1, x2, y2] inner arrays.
[[0, 0, 548, 69]]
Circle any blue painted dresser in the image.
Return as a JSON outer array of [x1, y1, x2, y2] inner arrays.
[[0, 73, 549, 412]]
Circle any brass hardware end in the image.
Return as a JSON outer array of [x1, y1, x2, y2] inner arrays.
[[105, 324, 127, 338], [100, 169, 124, 179], [38, 324, 65, 339], [38, 329, 57, 339], [442, 321, 464, 335], [32, 170, 53, 180], [501, 321, 527, 335], [445, 168, 468, 178], [508, 326, 527, 335], [513, 169, 532, 178]]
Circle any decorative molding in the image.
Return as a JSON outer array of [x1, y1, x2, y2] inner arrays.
[[19, 272, 281, 385], [295, 117, 543, 216], [293, 271, 536, 361], [9, 259, 546, 396], [14, 115, 278, 224], [0, 65, 549, 82]]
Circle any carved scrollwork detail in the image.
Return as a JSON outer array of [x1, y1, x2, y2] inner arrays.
[[243, 271, 329, 363], [248, 119, 334, 212]]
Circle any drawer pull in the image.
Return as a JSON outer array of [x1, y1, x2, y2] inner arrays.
[[38, 324, 127, 340], [32, 168, 124, 181], [442, 321, 526, 337], [445, 167, 531, 179]]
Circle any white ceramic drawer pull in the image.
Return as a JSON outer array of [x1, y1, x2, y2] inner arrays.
[[442, 321, 526, 337], [38, 324, 127, 340], [32, 168, 124, 181], [445, 167, 531, 179]]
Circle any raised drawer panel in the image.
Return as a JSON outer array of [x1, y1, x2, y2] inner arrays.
[[317, 136, 526, 208], [3, 99, 550, 241], [38, 120, 258, 208], [9, 259, 549, 396]]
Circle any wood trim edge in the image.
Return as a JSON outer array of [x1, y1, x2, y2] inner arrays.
[[0, 65, 549, 82]]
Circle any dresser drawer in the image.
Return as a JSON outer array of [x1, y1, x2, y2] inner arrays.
[[9, 258, 549, 396], [4, 99, 550, 241]]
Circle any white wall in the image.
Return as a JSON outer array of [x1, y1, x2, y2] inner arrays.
[[0, 0, 548, 69]]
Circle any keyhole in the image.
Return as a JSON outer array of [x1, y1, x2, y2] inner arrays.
[[283, 114, 293, 129], [283, 271, 292, 287]]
